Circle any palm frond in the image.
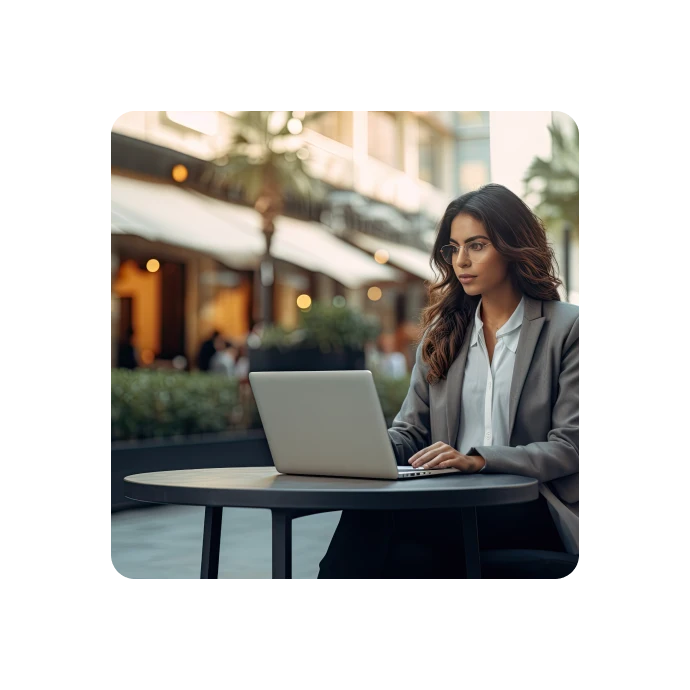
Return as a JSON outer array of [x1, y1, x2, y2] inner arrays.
[[523, 115, 579, 230], [210, 111, 325, 211]]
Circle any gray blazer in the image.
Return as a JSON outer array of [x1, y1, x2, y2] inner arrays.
[[388, 295, 579, 553]]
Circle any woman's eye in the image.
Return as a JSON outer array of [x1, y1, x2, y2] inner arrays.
[[470, 243, 485, 251]]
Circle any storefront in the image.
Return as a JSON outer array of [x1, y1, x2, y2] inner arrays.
[[111, 172, 405, 369]]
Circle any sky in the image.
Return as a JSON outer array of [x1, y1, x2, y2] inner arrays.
[[489, 111, 553, 205]]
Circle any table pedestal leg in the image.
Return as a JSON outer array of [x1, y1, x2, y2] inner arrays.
[[271, 510, 292, 579], [200, 506, 223, 579], [461, 507, 482, 579]]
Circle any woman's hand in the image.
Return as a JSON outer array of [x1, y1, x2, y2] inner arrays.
[[409, 442, 486, 473]]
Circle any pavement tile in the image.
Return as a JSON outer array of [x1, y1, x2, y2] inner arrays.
[[112, 504, 342, 579]]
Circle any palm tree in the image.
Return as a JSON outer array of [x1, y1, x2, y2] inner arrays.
[[523, 116, 579, 232], [203, 111, 327, 324]]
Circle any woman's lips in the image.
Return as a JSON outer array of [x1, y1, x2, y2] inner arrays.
[[458, 275, 477, 284]]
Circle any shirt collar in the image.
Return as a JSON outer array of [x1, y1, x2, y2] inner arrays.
[[470, 296, 525, 353]]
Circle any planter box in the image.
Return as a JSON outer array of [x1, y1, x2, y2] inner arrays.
[[112, 429, 272, 512], [249, 346, 365, 372]]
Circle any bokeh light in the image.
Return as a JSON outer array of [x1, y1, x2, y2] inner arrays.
[[146, 259, 160, 273], [367, 287, 382, 301], [171, 164, 188, 182], [332, 295, 346, 307], [296, 294, 312, 309], [374, 249, 389, 264], [287, 118, 303, 135]]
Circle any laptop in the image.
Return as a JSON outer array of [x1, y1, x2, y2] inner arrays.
[[249, 370, 458, 480]]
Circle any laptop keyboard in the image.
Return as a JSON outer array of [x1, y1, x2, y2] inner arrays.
[[398, 466, 445, 472]]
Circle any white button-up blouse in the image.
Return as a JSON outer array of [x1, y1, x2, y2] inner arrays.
[[456, 296, 525, 470]]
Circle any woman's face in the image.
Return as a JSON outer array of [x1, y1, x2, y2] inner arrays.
[[448, 213, 511, 297]]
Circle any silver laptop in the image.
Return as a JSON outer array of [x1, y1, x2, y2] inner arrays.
[[249, 370, 458, 480]]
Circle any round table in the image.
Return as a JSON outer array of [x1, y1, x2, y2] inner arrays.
[[124, 467, 539, 579]]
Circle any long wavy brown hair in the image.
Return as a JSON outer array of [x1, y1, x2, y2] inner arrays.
[[418, 183, 563, 385]]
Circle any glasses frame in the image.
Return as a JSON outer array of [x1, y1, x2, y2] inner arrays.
[[439, 241, 493, 265]]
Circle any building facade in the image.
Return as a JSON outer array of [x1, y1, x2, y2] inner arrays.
[[111, 111, 491, 369]]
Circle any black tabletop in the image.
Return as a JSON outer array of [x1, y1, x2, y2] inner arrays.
[[124, 467, 539, 511]]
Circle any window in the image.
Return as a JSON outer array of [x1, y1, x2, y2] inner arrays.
[[458, 111, 488, 126], [367, 111, 401, 169], [418, 120, 444, 188], [307, 111, 353, 146]]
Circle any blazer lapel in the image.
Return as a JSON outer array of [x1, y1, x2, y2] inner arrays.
[[437, 295, 546, 448], [441, 323, 473, 446], [507, 296, 545, 440]]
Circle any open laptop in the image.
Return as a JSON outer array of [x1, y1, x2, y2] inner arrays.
[[249, 370, 458, 480]]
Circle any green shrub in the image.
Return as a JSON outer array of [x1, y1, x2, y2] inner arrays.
[[373, 372, 412, 426], [299, 303, 381, 353], [259, 303, 381, 354], [111, 369, 255, 441], [112, 368, 411, 442]]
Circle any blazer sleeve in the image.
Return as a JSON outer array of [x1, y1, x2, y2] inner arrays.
[[387, 340, 431, 464], [468, 315, 579, 483]]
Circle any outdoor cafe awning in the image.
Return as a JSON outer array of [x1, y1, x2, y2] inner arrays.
[[111, 174, 402, 288], [346, 230, 441, 282]]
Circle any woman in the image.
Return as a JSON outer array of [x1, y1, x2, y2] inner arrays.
[[318, 184, 578, 578]]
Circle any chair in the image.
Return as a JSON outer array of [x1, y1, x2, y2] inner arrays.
[[479, 549, 579, 579]]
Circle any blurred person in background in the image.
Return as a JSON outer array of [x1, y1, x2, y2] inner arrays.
[[209, 336, 236, 377], [364, 339, 381, 372], [319, 183, 579, 579], [117, 327, 139, 370], [375, 333, 408, 378], [233, 343, 250, 381], [196, 329, 220, 372]]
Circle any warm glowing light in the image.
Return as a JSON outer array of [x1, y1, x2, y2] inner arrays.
[[172, 164, 188, 183], [296, 148, 309, 160], [296, 294, 312, 309], [287, 118, 303, 135], [367, 287, 382, 301], [146, 259, 160, 273], [374, 249, 389, 264], [332, 296, 346, 307], [141, 349, 155, 365]]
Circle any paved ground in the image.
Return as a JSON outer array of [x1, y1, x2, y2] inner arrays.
[[111, 504, 342, 579]]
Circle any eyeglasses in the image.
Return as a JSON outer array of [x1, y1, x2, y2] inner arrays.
[[440, 241, 493, 265]]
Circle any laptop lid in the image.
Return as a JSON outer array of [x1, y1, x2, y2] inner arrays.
[[249, 370, 399, 480]]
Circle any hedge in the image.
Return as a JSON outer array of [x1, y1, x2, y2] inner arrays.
[[112, 368, 411, 442]]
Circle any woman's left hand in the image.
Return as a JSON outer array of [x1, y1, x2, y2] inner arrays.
[[409, 443, 486, 472]]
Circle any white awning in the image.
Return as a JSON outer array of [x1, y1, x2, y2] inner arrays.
[[346, 230, 440, 282], [111, 174, 402, 288], [111, 174, 263, 269]]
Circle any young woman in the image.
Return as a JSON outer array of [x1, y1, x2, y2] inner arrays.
[[318, 183, 579, 578]]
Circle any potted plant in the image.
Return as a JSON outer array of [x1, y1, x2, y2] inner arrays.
[[249, 303, 381, 372]]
